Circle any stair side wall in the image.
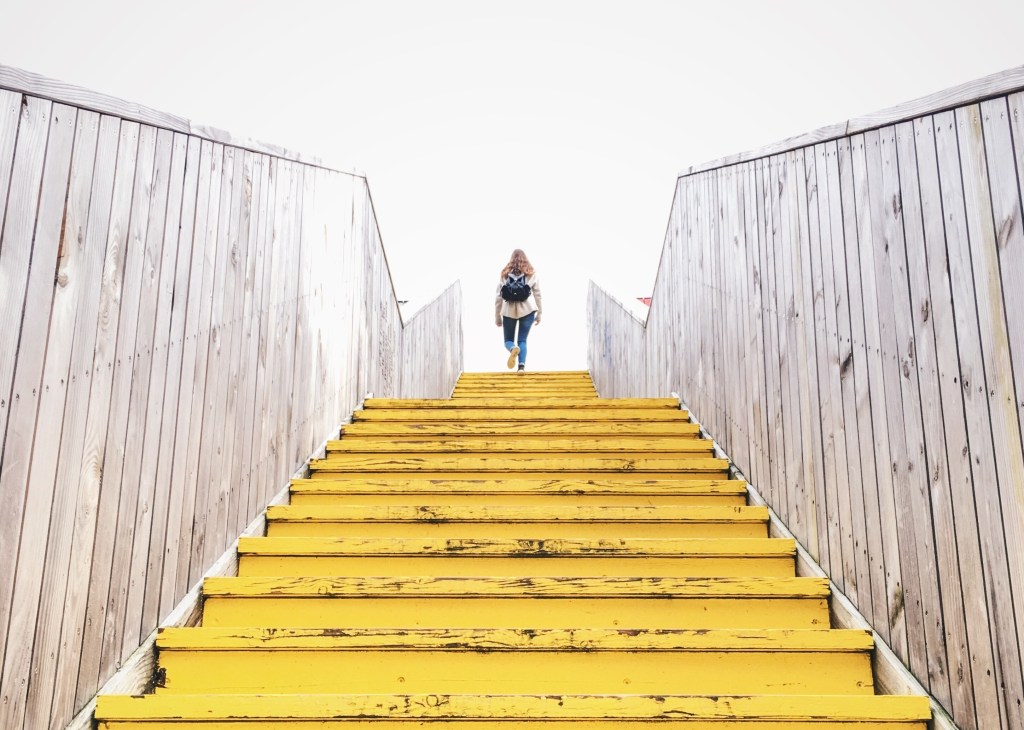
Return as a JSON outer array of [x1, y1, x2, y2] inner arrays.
[[0, 64, 462, 730], [588, 67, 1024, 730]]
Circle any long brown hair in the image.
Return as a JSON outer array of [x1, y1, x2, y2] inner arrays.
[[500, 249, 535, 278]]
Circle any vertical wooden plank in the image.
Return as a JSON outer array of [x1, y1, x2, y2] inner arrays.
[[885, 122, 953, 701], [899, 116, 977, 725], [244, 155, 277, 523], [745, 161, 770, 497], [138, 131, 191, 634], [195, 146, 242, 571], [728, 166, 752, 474], [174, 142, 224, 596], [220, 150, 254, 542], [0, 97, 52, 678], [171, 139, 221, 600], [803, 147, 837, 575], [756, 157, 785, 511], [248, 157, 280, 519], [47, 115, 122, 729], [826, 139, 871, 609], [869, 125, 930, 680], [229, 152, 265, 537], [117, 127, 177, 658], [289, 165, 314, 467], [980, 96, 1024, 671], [155, 135, 204, 619], [956, 103, 1024, 728], [77, 122, 156, 701], [839, 135, 887, 632], [0, 90, 21, 231], [933, 108, 1009, 729], [792, 148, 825, 565], [61, 118, 140, 708], [0, 102, 76, 730], [773, 153, 802, 533], [859, 127, 912, 664], [280, 164, 306, 485], [1002, 91, 1024, 479], [21, 108, 101, 730]]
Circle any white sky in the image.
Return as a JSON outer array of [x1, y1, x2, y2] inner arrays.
[[3, 0, 1023, 372]]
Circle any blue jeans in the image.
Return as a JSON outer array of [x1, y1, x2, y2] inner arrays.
[[503, 311, 536, 365]]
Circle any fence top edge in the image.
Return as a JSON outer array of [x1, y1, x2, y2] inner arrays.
[[0, 62, 363, 175], [588, 280, 649, 327], [678, 63, 1024, 177]]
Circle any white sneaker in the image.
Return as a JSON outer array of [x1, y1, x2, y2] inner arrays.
[[507, 346, 520, 369]]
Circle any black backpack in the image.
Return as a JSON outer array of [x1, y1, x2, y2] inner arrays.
[[500, 272, 532, 302]]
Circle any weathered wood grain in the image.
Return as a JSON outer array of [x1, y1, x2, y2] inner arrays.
[[23, 109, 102, 730], [589, 73, 1024, 730], [0, 86, 461, 729], [0, 103, 76, 730]]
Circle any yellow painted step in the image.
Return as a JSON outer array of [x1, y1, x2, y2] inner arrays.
[[96, 693, 930, 729], [338, 421, 702, 437], [327, 436, 709, 454], [309, 455, 729, 474], [235, 537, 796, 577], [264, 503, 769, 538], [450, 391, 598, 395], [352, 408, 690, 422], [363, 398, 679, 409], [153, 628, 874, 695], [200, 576, 831, 629], [288, 477, 750, 506]]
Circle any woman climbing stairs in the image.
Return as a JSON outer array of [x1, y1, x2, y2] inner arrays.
[[95, 371, 930, 728]]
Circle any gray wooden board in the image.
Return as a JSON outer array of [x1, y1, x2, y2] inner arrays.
[[979, 97, 1024, 662], [804, 147, 839, 576], [117, 126, 176, 659], [48, 115, 122, 728], [794, 148, 827, 566], [83, 122, 157, 696], [0, 102, 75, 730], [1003, 92, 1024, 485], [196, 146, 242, 572], [0, 90, 21, 238], [158, 135, 205, 619], [22, 109, 101, 730], [187, 142, 231, 585], [933, 108, 1007, 729], [882, 121, 951, 702], [896, 117, 969, 719], [0, 99, 52, 669], [955, 104, 1024, 728], [138, 131, 190, 636], [65, 119, 140, 707], [861, 127, 911, 663], [870, 125, 929, 678], [171, 139, 218, 601], [229, 152, 265, 538], [838, 136, 884, 631]]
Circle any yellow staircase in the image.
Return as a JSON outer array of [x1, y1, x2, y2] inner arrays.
[[95, 371, 931, 728]]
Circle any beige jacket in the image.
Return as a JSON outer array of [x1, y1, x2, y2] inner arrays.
[[495, 272, 542, 324]]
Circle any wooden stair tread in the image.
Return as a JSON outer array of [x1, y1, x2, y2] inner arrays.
[[266, 503, 769, 522], [155, 627, 873, 651], [236, 536, 795, 557], [96, 693, 931, 722], [202, 575, 829, 597]]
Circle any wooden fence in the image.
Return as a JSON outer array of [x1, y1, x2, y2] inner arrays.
[[589, 66, 1024, 730], [0, 66, 463, 730]]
